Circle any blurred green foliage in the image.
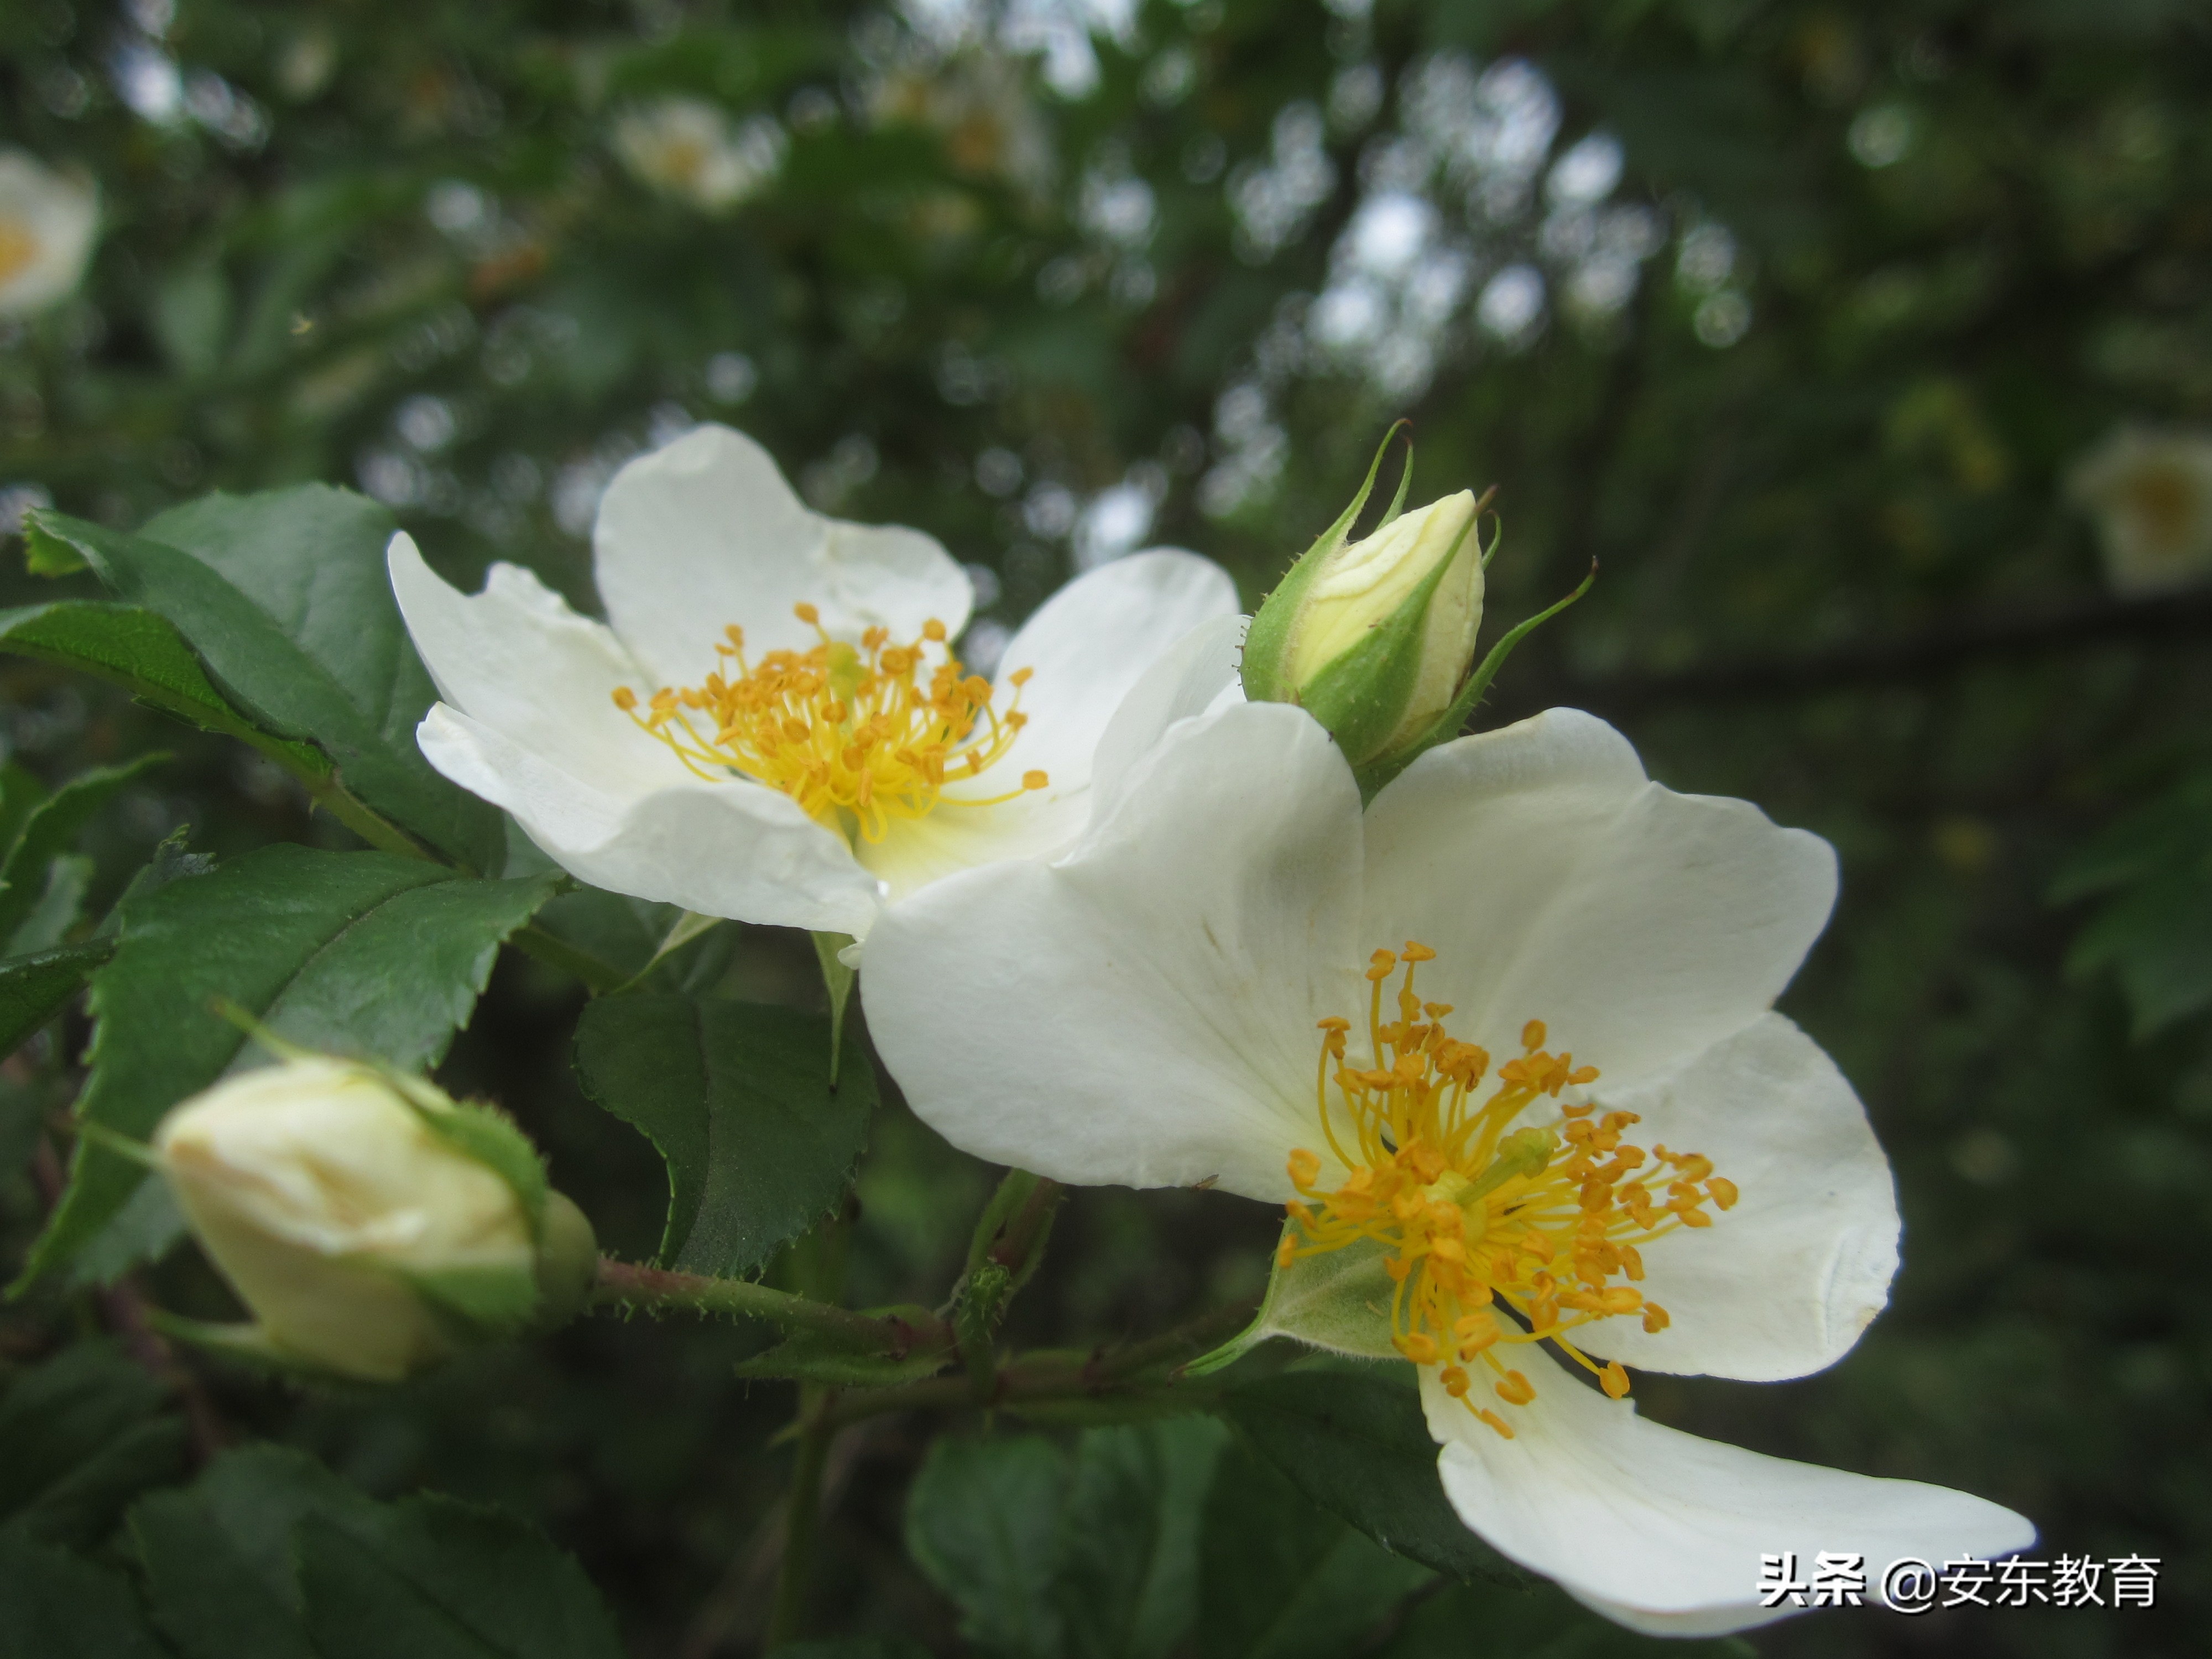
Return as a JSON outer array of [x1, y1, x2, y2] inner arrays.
[[4, 0, 2211, 1655]]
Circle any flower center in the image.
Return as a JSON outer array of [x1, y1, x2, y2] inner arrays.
[[0, 219, 40, 285], [1281, 942, 1738, 1441], [613, 604, 1046, 844]]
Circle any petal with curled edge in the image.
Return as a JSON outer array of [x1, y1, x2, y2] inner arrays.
[[1087, 611, 1249, 827], [1566, 1014, 1900, 1384], [864, 702, 1364, 1199], [592, 424, 972, 687], [1421, 1349, 2034, 1637], [388, 534, 675, 796], [858, 553, 1243, 902], [1363, 708, 1838, 1092], [417, 704, 881, 936]]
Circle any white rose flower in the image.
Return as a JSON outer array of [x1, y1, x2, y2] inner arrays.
[[862, 698, 2032, 1634], [0, 150, 99, 319], [389, 424, 1238, 938], [2067, 424, 2212, 596], [610, 96, 786, 212], [155, 1057, 557, 1382]]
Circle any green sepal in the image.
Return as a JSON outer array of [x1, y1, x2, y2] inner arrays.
[[1187, 1224, 1399, 1376], [1292, 513, 1477, 767], [1350, 556, 1596, 804], [143, 1311, 359, 1384], [812, 929, 858, 1083], [395, 1260, 543, 1339], [1242, 425, 1408, 704]]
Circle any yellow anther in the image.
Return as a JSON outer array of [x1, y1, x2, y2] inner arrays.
[[618, 604, 1042, 843], [1441, 1365, 1470, 1397], [1272, 944, 1734, 1427], [1599, 1361, 1630, 1400], [1009, 666, 1033, 686], [611, 686, 639, 712], [1707, 1176, 1739, 1210], [1641, 1302, 1670, 1334], [1477, 1408, 1515, 1440]]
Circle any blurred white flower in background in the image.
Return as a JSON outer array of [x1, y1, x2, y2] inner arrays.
[[611, 97, 786, 212], [0, 151, 98, 320], [2068, 426, 2212, 596]]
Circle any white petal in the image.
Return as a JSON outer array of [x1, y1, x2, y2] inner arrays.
[[851, 554, 1240, 904], [592, 424, 970, 687], [1422, 1348, 2034, 1636], [1363, 708, 1837, 1089], [1088, 612, 1249, 826], [1570, 1015, 1900, 1383], [388, 534, 674, 796], [863, 703, 1363, 1198], [988, 549, 1240, 789], [418, 705, 881, 936]]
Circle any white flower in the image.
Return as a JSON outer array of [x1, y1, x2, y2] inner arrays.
[[610, 96, 785, 212], [863, 699, 2031, 1634], [390, 424, 1238, 938], [155, 1057, 543, 1382], [0, 150, 98, 319], [2067, 424, 2212, 596]]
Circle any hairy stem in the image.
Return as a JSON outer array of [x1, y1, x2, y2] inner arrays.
[[591, 1257, 944, 1350]]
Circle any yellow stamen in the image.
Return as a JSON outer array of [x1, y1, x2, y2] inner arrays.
[[611, 605, 1044, 844], [1278, 942, 1735, 1435]]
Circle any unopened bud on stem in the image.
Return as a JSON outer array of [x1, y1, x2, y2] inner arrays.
[[154, 1055, 594, 1382], [1243, 434, 1487, 773]]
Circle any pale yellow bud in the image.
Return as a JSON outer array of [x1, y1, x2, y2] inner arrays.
[[1282, 490, 1483, 750], [154, 1057, 540, 1382]]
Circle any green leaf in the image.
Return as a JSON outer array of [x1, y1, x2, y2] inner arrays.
[[0, 1340, 187, 1551], [0, 753, 168, 946], [1221, 1367, 1528, 1588], [2056, 775, 2212, 1035], [0, 1533, 171, 1659], [6, 853, 92, 955], [0, 937, 113, 1061], [573, 994, 877, 1276], [133, 1446, 627, 1659], [32, 498, 502, 869], [905, 1432, 1071, 1659], [132, 1446, 368, 1659], [1196, 1437, 1433, 1659], [0, 598, 330, 782], [298, 1496, 625, 1659], [17, 846, 560, 1288], [1371, 1577, 1755, 1659], [1058, 1418, 1228, 1659]]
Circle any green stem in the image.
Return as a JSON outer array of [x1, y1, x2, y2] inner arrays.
[[822, 1295, 1259, 1431], [765, 1389, 834, 1648], [512, 924, 632, 995], [590, 1257, 937, 1349]]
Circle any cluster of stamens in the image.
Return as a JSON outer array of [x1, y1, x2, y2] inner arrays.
[[613, 604, 1045, 843], [1281, 943, 1738, 1439]]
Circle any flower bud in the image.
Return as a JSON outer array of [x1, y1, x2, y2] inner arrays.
[[154, 1056, 593, 1383], [1244, 461, 1484, 772]]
